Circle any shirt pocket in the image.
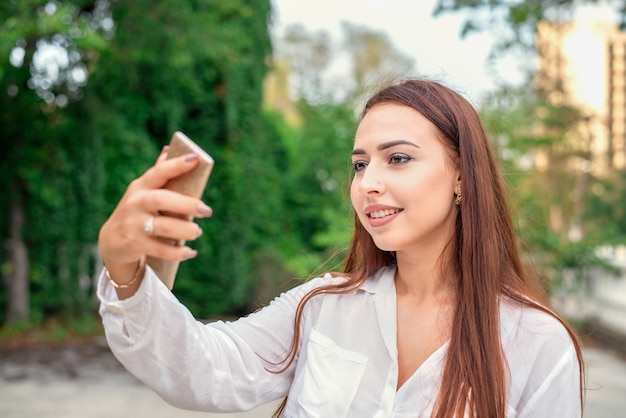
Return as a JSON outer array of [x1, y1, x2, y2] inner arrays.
[[297, 328, 369, 417]]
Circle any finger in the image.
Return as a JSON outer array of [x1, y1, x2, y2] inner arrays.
[[146, 239, 198, 262], [155, 145, 170, 164], [140, 189, 213, 219], [150, 215, 203, 242], [140, 153, 200, 190]]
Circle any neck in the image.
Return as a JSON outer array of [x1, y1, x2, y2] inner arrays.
[[394, 249, 455, 303]]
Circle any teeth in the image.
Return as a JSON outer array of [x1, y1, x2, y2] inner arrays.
[[369, 209, 400, 219]]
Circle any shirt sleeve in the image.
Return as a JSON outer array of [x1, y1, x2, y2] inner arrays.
[[98, 266, 323, 413], [504, 304, 583, 418], [517, 343, 582, 417]]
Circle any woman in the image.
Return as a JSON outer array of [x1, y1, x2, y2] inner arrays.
[[98, 79, 584, 417]]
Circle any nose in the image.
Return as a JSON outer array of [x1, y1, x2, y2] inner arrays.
[[357, 163, 385, 195]]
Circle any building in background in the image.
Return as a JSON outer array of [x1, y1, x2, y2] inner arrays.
[[606, 29, 626, 169], [538, 18, 626, 342], [537, 19, 626, 170]]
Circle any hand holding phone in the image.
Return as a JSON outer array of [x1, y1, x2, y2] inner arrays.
[[146, 131, 214, 289]]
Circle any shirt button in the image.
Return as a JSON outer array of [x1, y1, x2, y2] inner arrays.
[[108, 305, 122, 314]]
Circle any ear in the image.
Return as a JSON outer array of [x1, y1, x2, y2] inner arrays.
[[454, 174, 462, 205]]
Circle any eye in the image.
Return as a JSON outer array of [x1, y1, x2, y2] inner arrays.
[[351, 160, 368, 173], [389, 153, 412, 165]]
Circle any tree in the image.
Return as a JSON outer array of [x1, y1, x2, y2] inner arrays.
[[434, 0, 626, 287], [341, 22, 414, 97], [266, 24, 415, 277], [0, 0, 112, 323], [0, 0, 277, 323], [85, 0, 286, 317], [433, 0, 623, 45]]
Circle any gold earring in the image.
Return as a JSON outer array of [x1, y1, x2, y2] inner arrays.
[[455, 184, 462, 206]]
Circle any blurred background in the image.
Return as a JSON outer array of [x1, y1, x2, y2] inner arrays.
[[1, 0, 625, 416]]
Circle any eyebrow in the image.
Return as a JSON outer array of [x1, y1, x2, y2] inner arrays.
[[351, 139, 421, 155]]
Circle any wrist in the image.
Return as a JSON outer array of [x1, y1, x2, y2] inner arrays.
[[104, 259, 145, 289]]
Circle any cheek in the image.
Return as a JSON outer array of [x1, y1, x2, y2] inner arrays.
[[349, 179, 359, 206], [349, 181, 368, 224]]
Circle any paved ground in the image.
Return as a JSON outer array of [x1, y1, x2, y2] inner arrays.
[[0, 338, 624, 417], [583, 342, 626, 418]]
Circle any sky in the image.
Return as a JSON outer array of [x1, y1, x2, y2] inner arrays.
[[270, 0, 618, 101]]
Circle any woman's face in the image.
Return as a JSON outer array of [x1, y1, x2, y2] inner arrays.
[[350, 103, 459, 256]]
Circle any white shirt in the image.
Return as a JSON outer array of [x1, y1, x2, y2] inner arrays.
[[98, 266, 581, 417]]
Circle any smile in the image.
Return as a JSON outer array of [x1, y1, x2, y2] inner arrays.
[[368, 208, 402, 219]]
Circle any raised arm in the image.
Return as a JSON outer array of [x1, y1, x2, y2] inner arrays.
[[98, 147, 212, 299]]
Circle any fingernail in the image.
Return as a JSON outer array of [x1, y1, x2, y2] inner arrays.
[[185, 153, 199, 162], [161, 145, 170, 154], [195, 224, 203, 239], [183, 248, 198, 260], [197, 203, 213, 217]]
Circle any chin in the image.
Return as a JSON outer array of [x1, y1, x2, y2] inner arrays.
[[370, 238, 399, 253]]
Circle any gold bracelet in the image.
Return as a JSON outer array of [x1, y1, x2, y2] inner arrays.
[[105, 260, 144, 289]]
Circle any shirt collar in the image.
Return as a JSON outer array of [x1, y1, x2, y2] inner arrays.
[[359, 265, 397, 294]]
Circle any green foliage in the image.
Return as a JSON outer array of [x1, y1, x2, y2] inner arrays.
[[585, 169, 626, 241], [0, 312, 103, 344], [0, 1, 112, 323], [278, 100, 356, 278], [480, 85, 625, 290], [267, 23, 416, 279], [434, 0, 595, 42], [0, 0, 286, 323], [84, 0, 278, 317]]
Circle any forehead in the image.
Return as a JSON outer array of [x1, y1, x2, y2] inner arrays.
[[354, 103, 440, 148]]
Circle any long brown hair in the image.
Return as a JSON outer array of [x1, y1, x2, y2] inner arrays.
[[273, 78, 585, 417]]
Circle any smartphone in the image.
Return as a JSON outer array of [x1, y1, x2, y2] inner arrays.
[[146, 131, 214, 289]]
